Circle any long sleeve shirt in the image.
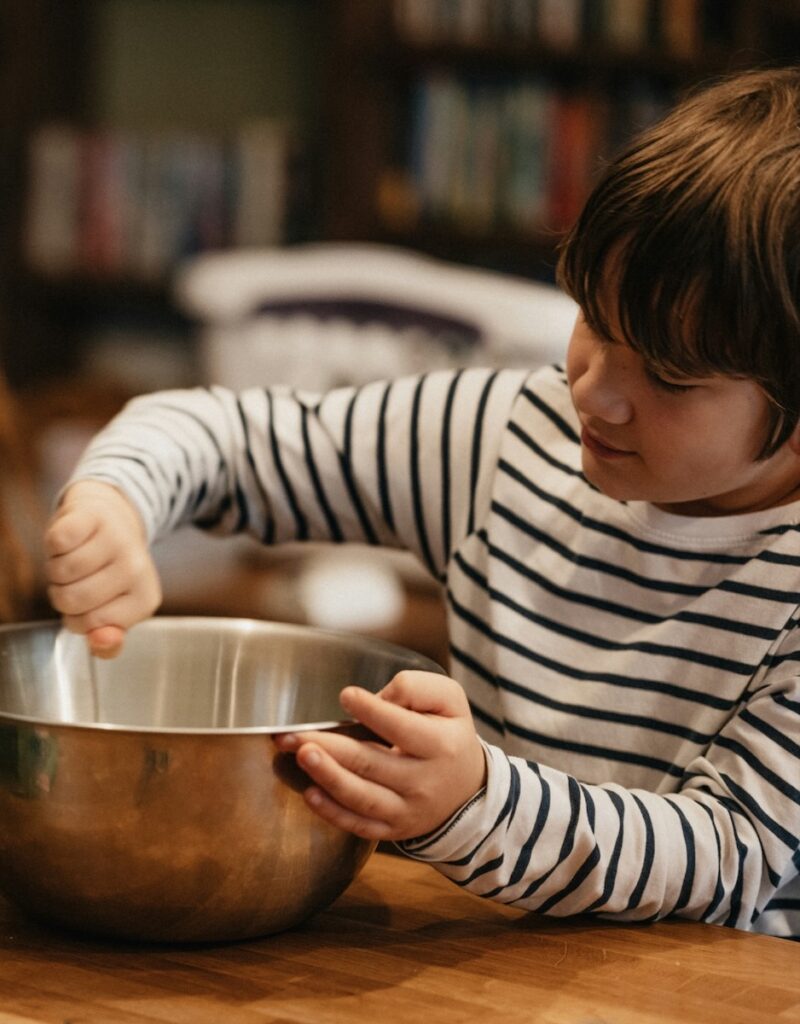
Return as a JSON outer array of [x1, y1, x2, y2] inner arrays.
[[71, 365, 800, 939]]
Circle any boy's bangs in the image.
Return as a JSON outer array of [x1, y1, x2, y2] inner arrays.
[[558, 215, 748, 384]]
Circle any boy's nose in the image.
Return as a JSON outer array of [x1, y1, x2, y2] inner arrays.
[[572, 360, 633, 425]]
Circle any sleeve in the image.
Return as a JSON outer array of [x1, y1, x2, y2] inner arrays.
[[67, 369, 529, 577], [400, 630, 800, 929]]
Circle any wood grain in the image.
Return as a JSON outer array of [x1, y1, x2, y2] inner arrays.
[[0, 852, 797, 1024]]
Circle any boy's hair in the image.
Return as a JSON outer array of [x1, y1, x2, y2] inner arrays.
[[557, 66, 800, 458]]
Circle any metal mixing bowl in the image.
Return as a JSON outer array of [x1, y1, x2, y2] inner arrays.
[[0, 617, 442, 943]]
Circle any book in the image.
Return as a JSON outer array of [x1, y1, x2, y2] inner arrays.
[[24, 123, 82, 276], [233, 119, 290, 249]]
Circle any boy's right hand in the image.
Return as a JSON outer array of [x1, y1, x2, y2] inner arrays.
[[43, 480, 162, 658]]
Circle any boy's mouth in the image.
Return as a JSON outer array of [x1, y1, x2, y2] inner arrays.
[[581, 427, 635, 459]]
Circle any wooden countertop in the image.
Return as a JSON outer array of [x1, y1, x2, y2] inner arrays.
[[0, 851, 797, 1024]]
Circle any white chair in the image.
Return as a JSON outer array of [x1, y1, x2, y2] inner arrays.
[[160, 243, 577, 647], [174, 242, 577, 392]]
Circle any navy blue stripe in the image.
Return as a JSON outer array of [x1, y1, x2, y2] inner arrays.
[[498, 457, 748, 566], [515, 777, 583, 901], [91, 460, 159, 520], [504, 716, 683, 778], [585, 789, 625, 913], [765, 649, 800, 669], [195, 492, 232, 531], [760, 521, 800, 536], [500, 452, 800, 589], [467, 371, 499, 535], [497, 669, 712, 745], [719, 771, 797, 851], [775, 692, 800, 715], [235, 397, 272, 539], [101, 440, 177, 492], [440, 370, 462, 562], [480, 530, 778, 641], [455, 549, 756, 677], [538, 841, 602, 914], [453, 639, 708, 745], [151, 397, 227, 463], [300, 403, 343, 542], [466, 699, 505, 736], [449, 642, 498, 689], [460, 853, 505, 887], [695, 802, 726, 920], [508, 420, 583, 478], [192, 480, 207, 512], [664, 797, 696, 913], [485, 763, 551, 898], [410, 762, 518, 861], [444, 763, 522, 868], [740, 705, 800, 761], [339, 390, 378, 544], [266, 391, 308, 540], [376, 380, 395, 533], [493, 498, 704, 597], [722, 579, 800, 603], [723, 806, 747, 928], [760, 549, 800, 567], [625, 796, 655, 911], [447, 586, 735, 712], [715, 735, 800, 806], [519, 385, 580, 443], [409, 375, 437, 576]]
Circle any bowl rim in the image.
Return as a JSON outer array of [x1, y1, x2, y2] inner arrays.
[[0, 616, 445, 735]]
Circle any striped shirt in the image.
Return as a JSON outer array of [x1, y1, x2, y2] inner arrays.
[[72, 365, 800, 939]]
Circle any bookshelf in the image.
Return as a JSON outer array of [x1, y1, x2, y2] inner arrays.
[[322, 0, 791, 280], [0, 0, 326, 390], [321, 0, 798, 280], [2, 0, 798, 390]]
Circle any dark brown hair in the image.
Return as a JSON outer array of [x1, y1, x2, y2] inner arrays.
[[558, 66, 800, 457]]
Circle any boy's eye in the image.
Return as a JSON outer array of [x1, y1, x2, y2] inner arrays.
[[646, 367, 696, 394]]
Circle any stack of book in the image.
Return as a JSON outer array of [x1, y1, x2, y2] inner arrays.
[[391, 73, 667, 237], [24, 119, 293, 281], [393, 0, 735, 57]]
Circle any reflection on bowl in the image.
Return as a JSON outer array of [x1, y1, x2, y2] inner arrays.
[[0, 617, 442, 942]]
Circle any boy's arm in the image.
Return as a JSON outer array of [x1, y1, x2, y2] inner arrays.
[[45, 370, 527, 647], [393, 663, 800, 930]]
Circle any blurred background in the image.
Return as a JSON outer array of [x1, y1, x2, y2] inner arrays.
[[1, 0, 798, 658]]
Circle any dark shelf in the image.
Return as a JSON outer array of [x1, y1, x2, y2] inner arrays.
[[377, 222, 565, 280], [383, 38, 764, 84]]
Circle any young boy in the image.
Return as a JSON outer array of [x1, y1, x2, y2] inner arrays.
[[44, 67, 800, 939]]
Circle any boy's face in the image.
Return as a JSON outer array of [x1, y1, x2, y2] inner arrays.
[[566, 311, 800, 516]]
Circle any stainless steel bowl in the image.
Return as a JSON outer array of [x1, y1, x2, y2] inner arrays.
[[0, 617, 442, 943]]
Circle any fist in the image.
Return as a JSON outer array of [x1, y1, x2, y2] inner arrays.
[[44, 480, 162, 657]]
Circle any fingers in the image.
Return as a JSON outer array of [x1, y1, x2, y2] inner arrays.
[[48, 558, 132, 617], [278, 728, 409, 792], [43, 481, 161, 655], [290, 739, 405, 840], [45, 529, 119, 586], [60, 587, 160, 637], [302, 785, 393, 842], [338, 673, 471, 758], [44, 505, 98, 559], [87, 625, 126, 659]]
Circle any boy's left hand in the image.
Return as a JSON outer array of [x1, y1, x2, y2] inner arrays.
[[274, 671, 486, 842]]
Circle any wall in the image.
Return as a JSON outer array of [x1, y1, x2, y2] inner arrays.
[[89, 0, 322, 133]]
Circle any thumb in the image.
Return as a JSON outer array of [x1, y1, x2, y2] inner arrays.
[[87, 624, 126, 659]]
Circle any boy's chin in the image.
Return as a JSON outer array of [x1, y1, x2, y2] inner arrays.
[[581, 462, 639, 502]]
